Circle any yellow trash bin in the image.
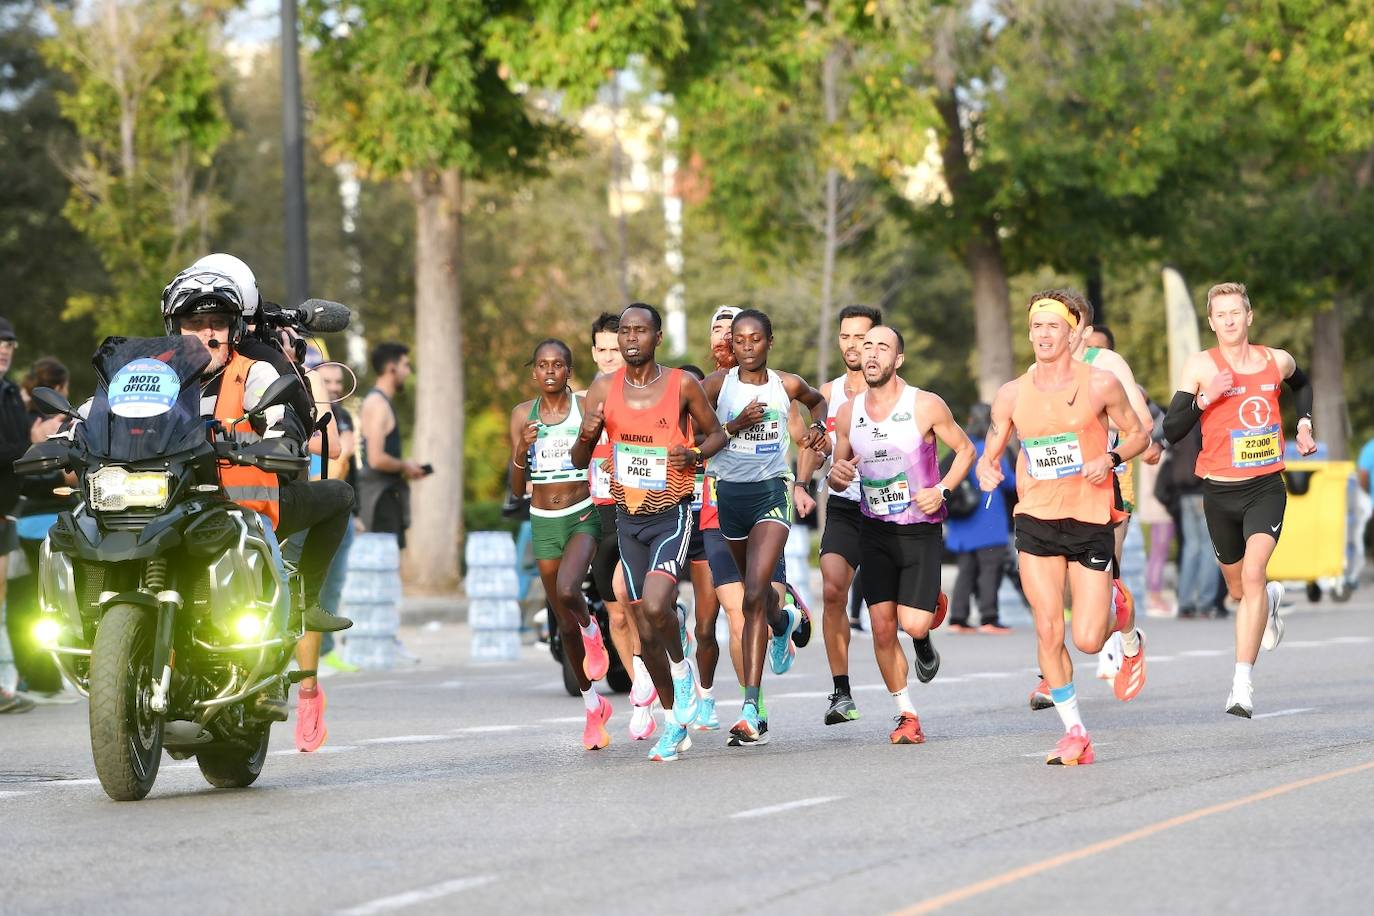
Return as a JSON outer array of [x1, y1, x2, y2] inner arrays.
[[1267, 461, 1356, 584]]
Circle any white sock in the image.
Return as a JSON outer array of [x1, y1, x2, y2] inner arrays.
[[1120, 626, 1140, 657], [699, 683, 714, 701], [669, 658, 691, 680], [1233, 662, 1253, 689], [581, 688, 600, 712], [891, 688, 916, 716], [1051, 683, 1084, 732], [632, 655, 649, 680], [580, 618, 598, 638]]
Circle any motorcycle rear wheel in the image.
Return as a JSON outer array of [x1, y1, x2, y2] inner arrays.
[[197, 727, 270, 789], [88, 603, 163, 802]]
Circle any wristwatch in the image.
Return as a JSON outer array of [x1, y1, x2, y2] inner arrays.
[[937, 485, 950, 502], [690, 446, 705, 466], [1107, 450, 1124, 467]]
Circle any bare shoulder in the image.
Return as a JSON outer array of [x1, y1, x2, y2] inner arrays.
[[914, 388, 952, 418], [1093, 348, 1135, 380], [992, 377, 1020, 408], [819, 379, 833, 401], [1088, 365, 1127, 397]]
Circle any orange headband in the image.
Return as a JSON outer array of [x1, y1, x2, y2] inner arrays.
[[1028, 298, 1079, 329]]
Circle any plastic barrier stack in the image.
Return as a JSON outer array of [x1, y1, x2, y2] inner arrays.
[[465, 531, 522, 662], [339, 532, 402, 670]]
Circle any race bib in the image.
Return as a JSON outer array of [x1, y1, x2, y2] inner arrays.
[[1230, 424, 1281, 468], [691, 473, 706, 511], [532, 427, 575, 474], [1024, 433, 1084, 480], [591, 459, 612, 500], [108, 359, 180, 419], [862, 471, 911, 516], [728, 407, 784, 455], [614, 443, 668, 491]]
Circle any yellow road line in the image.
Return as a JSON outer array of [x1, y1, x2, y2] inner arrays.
[[892, 759, 1374, 915]]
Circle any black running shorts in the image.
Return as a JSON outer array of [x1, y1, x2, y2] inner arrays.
[[1014, 515, 1116, 573], [859, 517, 943, 610], [617, 501, 693, 602], [819, 494, 863, 569], [703, 527, 786, 588], [1202, 472, 1286, 566], [687, 508, 707, 564]]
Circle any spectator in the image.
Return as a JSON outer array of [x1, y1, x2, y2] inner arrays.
[[947, 403, 1016, 633], [358, 342, 426, 548], [0, 317, 36, 713], [1156, 424, 1222, 618], [1135, 451, 1176, 616], [1359, 435, 1374, 563]]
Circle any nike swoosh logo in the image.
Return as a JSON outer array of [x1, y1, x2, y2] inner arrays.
[[1089, 556, 1106, 565], [1270, 523, 1281, 532], [1067, 388, 1079, 406], [579, 511, 594, 522]]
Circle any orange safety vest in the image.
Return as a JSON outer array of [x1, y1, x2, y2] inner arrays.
[[213, 351, 282, 528]]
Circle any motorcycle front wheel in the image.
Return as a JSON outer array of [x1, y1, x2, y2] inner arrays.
[[197, 726, 270, 789], [88, 603, 163, 802]]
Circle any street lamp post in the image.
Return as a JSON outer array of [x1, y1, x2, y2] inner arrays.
[[281, 0, 309, 308]]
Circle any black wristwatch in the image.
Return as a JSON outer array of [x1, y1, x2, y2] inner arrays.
[[1107, 450, 1123, 467]]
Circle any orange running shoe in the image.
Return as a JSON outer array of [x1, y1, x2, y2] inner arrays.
[[1112, 579, 1135, 634], [931, 592, 948, 630], [889, 713, 926, 745], [583, 694, 613, 750], [1029, 677, 1054, 711], [1113, 628, 1147, 702], [1046, 725, 1094, 765], [581, 623, 610, 682], [295, 684, 328, 753]]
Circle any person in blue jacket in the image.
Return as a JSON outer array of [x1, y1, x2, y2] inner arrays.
[[947, 403, 1017, 632]]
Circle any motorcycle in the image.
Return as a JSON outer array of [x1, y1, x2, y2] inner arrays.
[[16, 334, 311, 801]]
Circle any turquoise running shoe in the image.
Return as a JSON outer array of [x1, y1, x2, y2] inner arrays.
[[648, 721, 692, 762], [768, 604, 801, 675], [692, 696, 720, 731], [729, 702, 763, 747], [671, 662, 700, 726]]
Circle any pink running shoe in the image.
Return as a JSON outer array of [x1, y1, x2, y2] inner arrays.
[[581, 623, 610, 682], [629, 701, 658, 741], [295, 684, 328, 753], [583, 695, 613, 750], [1046, 725, 1095, 766]]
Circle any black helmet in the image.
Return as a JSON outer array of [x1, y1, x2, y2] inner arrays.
[[160, 267, 246, 343]]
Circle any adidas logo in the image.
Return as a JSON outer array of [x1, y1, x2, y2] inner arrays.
[[656, 417, 670, 428]]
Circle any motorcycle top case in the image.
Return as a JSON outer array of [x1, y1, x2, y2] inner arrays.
[[80, 335, 211, 462]]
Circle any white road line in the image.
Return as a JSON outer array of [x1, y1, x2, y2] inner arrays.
[[1252, 707, 1316, 719], [1178, 649, 1228, 657], [0, 791, 30, 799], [731, 796, 840, 820], [337, 875, 499, 916], [359, 735, 453, 745], [928, 677, 969, 684], [34, 778, 102, 787], [1328, 636, 1373, 645], [454, 725, 528, 734], [440, 681, 464, 688], [268, 745, 360, 756], [540, 716, 587, 724], [967, 672, 1014, 680], [1280, 640, 1325, 648]]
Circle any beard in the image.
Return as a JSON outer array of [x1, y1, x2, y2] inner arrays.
[[862, 365, 894, 388], [842, 350, 863, 371]]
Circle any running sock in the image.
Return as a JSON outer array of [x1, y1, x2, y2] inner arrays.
[[1050, 683, 1083, 732], [580, 619, 599, 638], [699, 683, 714, 700], [744, 686, 761, 708], [669, 658, 691, 680], [891, 688, 916, 716], [834, 675, 851, 695], [581, 688, 600, 712], [1120, 626, 1141, 657], [298, 684, 319, 700], [1233, 662, 1253, 690]]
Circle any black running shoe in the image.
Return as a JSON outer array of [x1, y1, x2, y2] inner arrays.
[[912, 635, 940, 683], [824, 691, 860, 725], [786, 584, 812, 648]]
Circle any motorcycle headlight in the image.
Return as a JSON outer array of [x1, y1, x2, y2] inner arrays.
[[88, 467, 171, 512]]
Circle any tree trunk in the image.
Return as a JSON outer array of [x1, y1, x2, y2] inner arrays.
[[1311, 297, 1348, 460], [404, 168, 464, 593], [934, 86, 1014, 403], [816, 43, 841, 384]]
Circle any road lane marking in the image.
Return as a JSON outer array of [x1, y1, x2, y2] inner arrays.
[[541, 716, 587, 724], [1178, 649, 1228, 657], [0, 791, 30, 799], [967, 672, 1014, 679], [730, 796, 841, 820], [440, 681, 464, 688], [337, 874, 499, 915], [359, 735, 452, 745], [1279, 640, 1324, 648], [454, 725, 528, 734], [269, 746, 360, 756], [35, 778, 102, 787], [1328, 636, 1373, 644], [1147, 655, 1175, 662], [330, 679, 405, 689], [1252, 707, 1316, 719], [890, 758, 1374, 915]]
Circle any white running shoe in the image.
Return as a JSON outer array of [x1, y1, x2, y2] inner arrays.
[[1096, 631, 1124, 680], [1226, 682, 1254, 718], [629, 699, 659, 740], [629, 658, 657, 707], [1261, 582, 1285, 651]]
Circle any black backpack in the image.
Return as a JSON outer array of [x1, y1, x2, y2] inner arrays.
[[938, 451, 981, 519]]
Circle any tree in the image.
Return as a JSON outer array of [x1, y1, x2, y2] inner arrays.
[[42, 0, 232, 340]]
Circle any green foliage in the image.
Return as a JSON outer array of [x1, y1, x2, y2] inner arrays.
[[42, 1, 233, 340], [463, 408, 509, 503]]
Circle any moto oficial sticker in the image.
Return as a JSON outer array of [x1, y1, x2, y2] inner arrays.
[[108, 359, 181, 418]]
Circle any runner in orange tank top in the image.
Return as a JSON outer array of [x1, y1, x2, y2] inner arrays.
[[1163, 281, 1317, 718], [977, 289, 1149, 766], [572, 303, 728, 763]]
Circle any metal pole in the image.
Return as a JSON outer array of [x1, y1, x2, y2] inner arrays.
[[281, 0, 309, 308]]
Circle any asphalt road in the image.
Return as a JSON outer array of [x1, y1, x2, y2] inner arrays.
[[2, 594, 1372, 916]]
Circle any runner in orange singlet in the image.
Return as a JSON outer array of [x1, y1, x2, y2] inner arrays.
[[978, 290, 1149, 765], [1163, 282, 1316, 718], [573, 303, 727, 762]]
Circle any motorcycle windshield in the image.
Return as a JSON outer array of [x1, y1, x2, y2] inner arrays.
[[79, 336, 211, 462]]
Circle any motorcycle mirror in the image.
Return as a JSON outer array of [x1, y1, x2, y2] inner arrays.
[[248, 375, 303, 417], [32, 386, 80, 420]]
